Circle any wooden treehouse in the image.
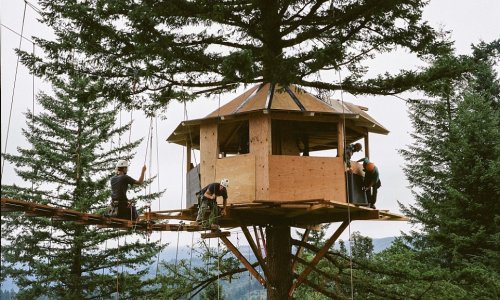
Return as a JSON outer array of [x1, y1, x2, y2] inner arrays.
[[1, 83, 408, 299], [166, 83, 404, 227]]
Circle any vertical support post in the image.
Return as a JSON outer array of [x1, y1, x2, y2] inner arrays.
[[200, 123, 218, 186], [289, 221, 350, 297], [250, 113, 271, 200], [186, 141, 192, 171], [337, 120, 345, 157], [364, 131, 370, 159]]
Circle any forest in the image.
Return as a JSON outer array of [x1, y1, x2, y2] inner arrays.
[[1, 1, 499, 299]]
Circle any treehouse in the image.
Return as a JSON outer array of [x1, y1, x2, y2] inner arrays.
[[167, 83, 402, 227]]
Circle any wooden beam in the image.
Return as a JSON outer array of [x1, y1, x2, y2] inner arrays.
[[337, 120, 345, 158], [291, 227, 311, 272], [259, 226, 267, 257], [289, 221, 350, 297], [186, 141, 192, 172], [201, 231, 231, 239], [253, 226, 264, 259], [219, 235, 267, 287], [364, 131, 370, 159], [241, 226, 271, 280]]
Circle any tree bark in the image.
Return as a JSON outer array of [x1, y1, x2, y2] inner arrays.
[[266, 225, 293, 299]]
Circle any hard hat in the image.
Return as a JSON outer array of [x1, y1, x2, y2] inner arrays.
[[365, 162, 376, 172], [220, 178, 229, 188], [115, 159, 129, 169]]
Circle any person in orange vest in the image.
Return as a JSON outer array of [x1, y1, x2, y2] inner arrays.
[[361, 158, 381, 209]]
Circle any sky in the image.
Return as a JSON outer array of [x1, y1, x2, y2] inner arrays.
[[1, 0, 499, 247]]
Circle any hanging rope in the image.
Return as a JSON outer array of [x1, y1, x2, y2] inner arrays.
[[1, 1, 27, 184], [338, 69, 355, 300]]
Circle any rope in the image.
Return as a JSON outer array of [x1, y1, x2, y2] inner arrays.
[[338, 69, 354, 300], [1, 1, 27, 183], [116, 235, 120, 299], [217, 238, 221, 300], [31, 44, 36, 194]]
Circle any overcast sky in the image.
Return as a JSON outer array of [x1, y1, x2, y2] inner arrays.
[[1, 1, 499, 246]]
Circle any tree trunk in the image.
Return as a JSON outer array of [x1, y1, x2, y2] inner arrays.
[[266, 225, 293, 300]]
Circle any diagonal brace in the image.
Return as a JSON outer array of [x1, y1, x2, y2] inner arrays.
[[219, 235, 267, 287], [242, 226, 271, 280], [289, 221, 350, 297]]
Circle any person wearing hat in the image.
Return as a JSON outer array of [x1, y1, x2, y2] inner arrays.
[[196, 178, 229, 229], [359, 158, 381, 209], [110, 159, 147, 220]]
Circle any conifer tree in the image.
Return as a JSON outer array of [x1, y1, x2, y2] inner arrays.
[[400, 41, 500, 298], [19, 0, 468, 109], [1, 75, 164, 299]]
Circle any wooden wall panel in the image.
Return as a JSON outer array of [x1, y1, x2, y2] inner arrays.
[[250, 114, 271, 200], [200, 123, 218, 187], [215, 155, 256, 204], [268, 156, 347, 203]]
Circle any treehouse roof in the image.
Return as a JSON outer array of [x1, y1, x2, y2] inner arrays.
[[167, 83, 389, 147]]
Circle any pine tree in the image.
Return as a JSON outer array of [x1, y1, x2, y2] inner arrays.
[[1, 75, 164, 299], [400, 41, 500, 298], [19, 0, 468, 109]]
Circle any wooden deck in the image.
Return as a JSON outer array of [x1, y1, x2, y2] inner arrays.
[[2, 197, 407, 232]]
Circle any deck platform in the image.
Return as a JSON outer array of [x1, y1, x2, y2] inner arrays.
[[2, 197, 407, 232]]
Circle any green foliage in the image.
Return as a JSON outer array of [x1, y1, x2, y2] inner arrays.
[[19, 0, 465, 110], [151, 240, 240, 299], [1, 75, 164, 298], [399, 40, 500, 298]]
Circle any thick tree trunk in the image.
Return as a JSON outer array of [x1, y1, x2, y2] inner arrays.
[[266, 225, 293, 300]]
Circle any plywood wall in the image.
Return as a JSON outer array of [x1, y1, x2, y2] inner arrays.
[[215, 155, 256, 204], [268, 156, 347, 203], [200, 123, 218, 187]]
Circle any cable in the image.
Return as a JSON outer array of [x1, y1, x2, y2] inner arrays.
[[1, 1, 27, 183], [1, 23, 34, 44]]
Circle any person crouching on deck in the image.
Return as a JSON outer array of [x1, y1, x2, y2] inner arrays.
[[196, 178, 229, 229], [111, 159, 146, 220]]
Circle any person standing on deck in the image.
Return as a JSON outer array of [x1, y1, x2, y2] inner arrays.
[[110, 160, 146, 220]]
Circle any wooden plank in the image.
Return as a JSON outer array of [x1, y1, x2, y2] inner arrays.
[[249, 113, 271, 200], [289, 85, 336, 113], [291, 227, 310, 272], [200, 122, 218, 187], [270, 86, 301, 111], [239, 83, 270, 112], [364, 131, 370, 158], [289, 221, 350, 296], [201, 231, 231, 239], [206, 85, 260, 118], [219, 235, 267, 286], [241, 226, 271, 280], [337, 120, 345, 158], [215, 154, 255, 204], [268, 156, 346, 203]]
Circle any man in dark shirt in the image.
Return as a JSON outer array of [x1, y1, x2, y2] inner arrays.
[[196, 178, 229, 229], [110, 159, 146, 220], [361, 159, 381, 209]]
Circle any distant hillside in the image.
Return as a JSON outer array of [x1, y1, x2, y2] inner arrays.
[[1, 236, 397, 297]]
